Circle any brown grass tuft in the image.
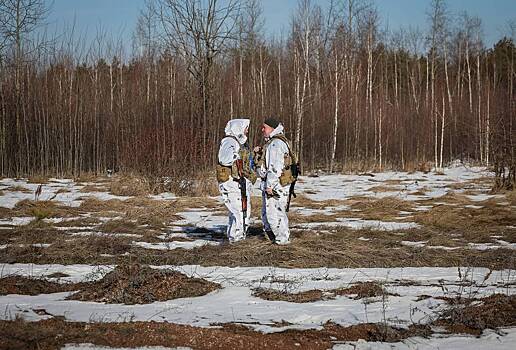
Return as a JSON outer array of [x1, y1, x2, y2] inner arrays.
[[80, 184, 110, 193], [68, 263, 221, 304], [406, 161, 432, 173], [504, 189, 516, 205], [5, 185, 31, 193], [109, 175, 152, 196], [26, 175, 49, 184], [78, 197, 129, 212], [253, 288, 325, 303], [334, 281, 393, 299], [14, 200, 57, 219], [0, 276, 76, 295], [74, 172, 104, 183], [434, 294, 516, 335]]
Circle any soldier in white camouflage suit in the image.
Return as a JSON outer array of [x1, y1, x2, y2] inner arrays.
[[254, 117, 298, 245], [216, 119, 256, 243]]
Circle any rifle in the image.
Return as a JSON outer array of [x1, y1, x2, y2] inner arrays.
[[286, 162, 300, 212], [235, 159, 248, 233]]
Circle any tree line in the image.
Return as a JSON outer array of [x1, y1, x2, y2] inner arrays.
[[0, 0, 514, 183]]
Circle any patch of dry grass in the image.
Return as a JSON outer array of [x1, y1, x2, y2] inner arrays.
[[434, 294, 516, 335], [413, 200, 515, 235], [80, 184, 110, 193], [13, 199, 80, 220], [346, 197, 415, 221], [68, 263, 221, 304], [9, 226, 64, 245], [368, 185, 399, 193], [78, 197, 129, 212], [125, 201, 179, 229], [0, 207, 14, 219], [291, 194, 349, 210], [98, 219, 140, 234], [5, 185, 31, 193], [54, 216, 102, 227], [173, 196, 220, 211], [14, 200, 57, 219], [406, 160, 433, 174], [504, 190, 516, 205], [109, 175, 152, 196], [291, 213, 338, 225], [74, 172, 102, 183], [27, 175, 49, 184], [334, 281, 397, 299], [253, 288, 325, 303], [0, 276, 77, 295], [55, 188, 71, 195], [0, 317, 433, 350], [169, 171, 219, 197], [253, 281, 395, 303]]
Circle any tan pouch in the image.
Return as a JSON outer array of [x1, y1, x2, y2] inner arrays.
[[216, 164, 231, 183], [279, 153, 295, 186]]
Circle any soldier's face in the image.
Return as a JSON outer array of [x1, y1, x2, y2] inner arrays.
[[261, 124, 274, 138]]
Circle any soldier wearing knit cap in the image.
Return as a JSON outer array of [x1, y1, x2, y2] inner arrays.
[[264, 117, 280, 129], [255, 117, 296, 245]]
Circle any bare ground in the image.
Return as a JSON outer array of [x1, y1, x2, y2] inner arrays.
[[0, 318, 431, 350]]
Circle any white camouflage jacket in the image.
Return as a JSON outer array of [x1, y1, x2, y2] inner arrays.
[[258, 123, 290, 192]]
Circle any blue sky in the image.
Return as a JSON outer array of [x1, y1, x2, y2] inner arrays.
[[46, 0, 515, 49]]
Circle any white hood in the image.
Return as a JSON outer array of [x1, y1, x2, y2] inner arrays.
[[266, 123, 284, 140], [225, 118, 250, 144]]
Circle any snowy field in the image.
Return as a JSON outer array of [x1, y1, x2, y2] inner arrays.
[[0, 164, 514, 349]]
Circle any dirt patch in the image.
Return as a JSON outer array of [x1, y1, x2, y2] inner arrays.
[[68, 263, 221, 304], [0, 317, 431, 350], [434, 294, 516, 335], [0, 276, 76, 295]]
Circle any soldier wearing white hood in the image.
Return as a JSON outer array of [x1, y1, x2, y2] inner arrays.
[[255, 117, 298, 245], [216, 119, 256, 243]]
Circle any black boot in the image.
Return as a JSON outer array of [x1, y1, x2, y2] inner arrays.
[[264, 230, 276, 242]]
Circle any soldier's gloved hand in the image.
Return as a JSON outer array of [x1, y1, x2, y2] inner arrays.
[[266, 187, 280, 199]]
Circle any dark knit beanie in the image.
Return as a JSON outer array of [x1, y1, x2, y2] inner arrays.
[[264, 117, 280, 129]]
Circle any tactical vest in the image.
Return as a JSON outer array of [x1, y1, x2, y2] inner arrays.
[[262, 134, 299, 187], [216, 136, 257, 184]]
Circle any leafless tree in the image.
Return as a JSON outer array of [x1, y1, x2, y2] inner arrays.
[[157, 0, 241, 160]]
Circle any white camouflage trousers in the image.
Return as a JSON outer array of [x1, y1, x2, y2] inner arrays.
[[219, 179, 252, 242], [261, 185, 290, 244]]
